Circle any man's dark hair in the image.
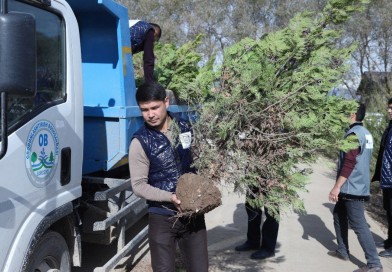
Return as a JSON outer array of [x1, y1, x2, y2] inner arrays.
[[388, 98, 392, 105], [356, 103, 366, 122], [149, 23, 161, 39], [136, 81, 166, 104]]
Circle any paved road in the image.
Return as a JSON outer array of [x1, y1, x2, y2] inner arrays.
[[205, 159, 392, 272], [81, 159, 392, 271]]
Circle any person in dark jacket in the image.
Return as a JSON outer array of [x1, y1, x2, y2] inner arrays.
[[129, 20, 161, 83], [328, 103, 383, 272], [372, 98, 392, 258], [128, 82, 208, 272]]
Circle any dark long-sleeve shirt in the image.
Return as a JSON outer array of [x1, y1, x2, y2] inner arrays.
[[142, 29, 155, 82], [339, 147, 360, 178]]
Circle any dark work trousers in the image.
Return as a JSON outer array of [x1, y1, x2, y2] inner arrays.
[[383, 188, 392, 247], [148, 213, 208, 272], [333, 199, 381, 268], [245, 192, 279, 253]]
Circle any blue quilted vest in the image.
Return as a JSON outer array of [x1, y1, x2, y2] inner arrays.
[[132, 113, 194, 214], [129, 20, 153, 54]]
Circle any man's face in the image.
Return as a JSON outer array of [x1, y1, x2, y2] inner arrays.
[[349, 112, 356, 123], [139, 98, 169, 129], [388, 104, 392, 120]]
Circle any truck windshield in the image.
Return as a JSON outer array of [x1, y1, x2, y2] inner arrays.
[[1, 0, 66, 135]]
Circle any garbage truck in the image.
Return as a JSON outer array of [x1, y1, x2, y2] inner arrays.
[[0, 0, 189, 271]]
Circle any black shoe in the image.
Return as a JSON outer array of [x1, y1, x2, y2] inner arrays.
[[353, 266, 383, 272], [379, 248, 392, 257], [235, 241, 259, 252], [250, 249, 275, 260], [327, 250, 349, 261], [376, 240, 391, 249]]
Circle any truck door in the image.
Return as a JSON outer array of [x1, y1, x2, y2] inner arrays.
[[0, 0, 83, 270]]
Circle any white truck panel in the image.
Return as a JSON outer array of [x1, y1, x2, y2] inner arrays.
[[0, 0, 83, 270]]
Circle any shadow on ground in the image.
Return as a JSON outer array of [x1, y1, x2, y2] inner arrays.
[[207, 202, 285, 272], [295, 202, 386, 269]]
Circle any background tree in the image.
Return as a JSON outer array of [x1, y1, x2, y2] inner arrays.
[[341, 0, 392, 110], [338, 0, 392, 178], [120, 0, 331, 57], [121, 0, 391, 99]]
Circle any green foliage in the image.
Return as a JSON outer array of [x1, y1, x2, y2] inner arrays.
[[131, 0, 369, 219], [181, 56, 217, 102], [187, 0, 368, 218], [133, 35, 208, 102], [323, 0, 370, 24], [365, 111, 389, 175], [340, 134, 360, 152], [157, 36, 203, 93]]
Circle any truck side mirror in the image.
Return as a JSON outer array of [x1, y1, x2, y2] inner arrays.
[[0, 12, 36, 97]]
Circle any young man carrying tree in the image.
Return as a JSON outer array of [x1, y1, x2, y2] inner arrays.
[[128, 81, 208, 272]]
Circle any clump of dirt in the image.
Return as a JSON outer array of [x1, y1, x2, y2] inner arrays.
[[176, 173, 222, 216]]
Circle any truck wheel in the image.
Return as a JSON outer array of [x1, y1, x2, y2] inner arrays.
[[26, 231, 70, 272]]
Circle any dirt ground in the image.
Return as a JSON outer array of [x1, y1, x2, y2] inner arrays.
[[127, 160, 392, 272]]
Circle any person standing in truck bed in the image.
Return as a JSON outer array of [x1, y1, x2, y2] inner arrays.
[[129, 20, 161, 83]]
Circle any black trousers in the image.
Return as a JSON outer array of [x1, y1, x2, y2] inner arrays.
[[383, 188, 392, 246], [148, 213, 208, 272], [245, 190, 279, 252]]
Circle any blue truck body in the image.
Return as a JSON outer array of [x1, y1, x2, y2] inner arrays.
[[67, 0, 141, 174]]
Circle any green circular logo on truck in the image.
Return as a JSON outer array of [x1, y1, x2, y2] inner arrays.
[[25, 120, 59, 187]]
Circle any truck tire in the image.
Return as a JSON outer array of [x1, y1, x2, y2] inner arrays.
[[25, 231, 71, 272]]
